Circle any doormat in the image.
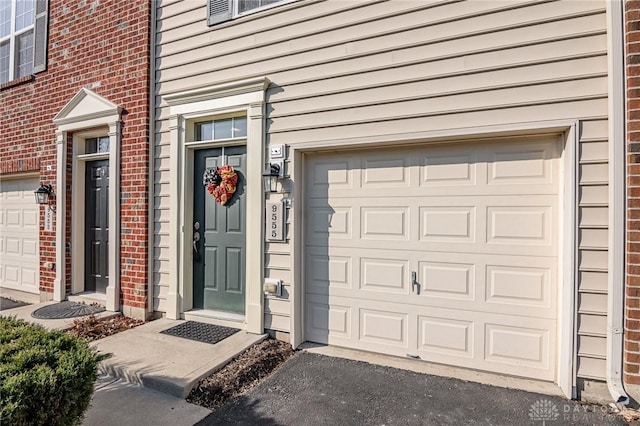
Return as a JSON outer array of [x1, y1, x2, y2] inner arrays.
[[0, 297, 29, 311], [160, 321, 240, 345], [32, 301, 105, 319]]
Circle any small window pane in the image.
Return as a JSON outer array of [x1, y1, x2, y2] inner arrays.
[[85, 137, 109, 154], [0, 1, 10, 38], [238, 0, 282, 14], [232, 117, 247, 138], [0, 42, 9, 84], [86, 138, 97, 153], [195, 122, 213, 141], [97, 137, 110, 153], [15, 0, 35, 32], [213, 118, 233, 139], [17, 30, 34, 77]]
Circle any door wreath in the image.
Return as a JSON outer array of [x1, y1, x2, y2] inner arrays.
[[202, 165, 238, 206]]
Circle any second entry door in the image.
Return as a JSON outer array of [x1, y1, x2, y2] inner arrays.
[[193, 146, 246, 313], [85, 159, 109, 293]]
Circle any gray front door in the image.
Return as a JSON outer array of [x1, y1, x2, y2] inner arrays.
[[193, 146, 246, 313], [85, 160, 109, 293]]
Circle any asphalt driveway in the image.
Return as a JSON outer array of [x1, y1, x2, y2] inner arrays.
[[196, 352, 625, 426]]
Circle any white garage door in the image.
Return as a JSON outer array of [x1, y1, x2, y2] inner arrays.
[[0, 177, 40, 294], [305, 136, 560, 381]]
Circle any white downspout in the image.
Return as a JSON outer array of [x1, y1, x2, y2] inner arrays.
[[607, 0, 629, 406], [147, 0, 157, 318]]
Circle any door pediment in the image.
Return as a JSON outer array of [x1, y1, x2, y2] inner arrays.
[[53, 88, 122, 127]]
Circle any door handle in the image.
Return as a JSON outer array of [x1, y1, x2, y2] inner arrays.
[[411, 271, 420, 295], [193, 231, 201, 261]]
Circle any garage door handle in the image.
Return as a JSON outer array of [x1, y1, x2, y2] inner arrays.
[[411, 271, 420, 295]]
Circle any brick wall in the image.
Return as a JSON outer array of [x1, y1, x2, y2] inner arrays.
[[0, 0, 150, 314], [627, 0, 640, 387]]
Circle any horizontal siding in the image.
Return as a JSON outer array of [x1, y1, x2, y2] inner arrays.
[[576, 118, 608, 381], [153, 0, 610, 384]]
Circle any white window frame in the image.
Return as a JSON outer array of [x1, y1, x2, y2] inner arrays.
[[0, 0, 35, 83], [233, 0, 298, 18]]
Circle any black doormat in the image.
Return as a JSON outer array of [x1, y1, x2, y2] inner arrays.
[[160, 321, 240, 345], [0, 297, 29, 311], [31, 301, 105, 319]]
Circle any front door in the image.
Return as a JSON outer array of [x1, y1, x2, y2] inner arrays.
[[193, 146, 246, 313], [85, 160, 109, 293]]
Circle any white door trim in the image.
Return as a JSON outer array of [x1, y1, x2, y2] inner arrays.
[[290, 119, 578, 398], [164, 78, 269, 334], [53, 88, 122, 312]]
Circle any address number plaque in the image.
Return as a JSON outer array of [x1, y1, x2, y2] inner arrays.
[[266, 200, 285, 242]]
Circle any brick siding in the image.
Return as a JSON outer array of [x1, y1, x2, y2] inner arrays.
[[0, 0, 150, 314], [627, 0, 640, 385]]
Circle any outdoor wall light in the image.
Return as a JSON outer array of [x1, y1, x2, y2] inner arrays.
[[262, 162, 283, 193], [34, 183, 53, 205]]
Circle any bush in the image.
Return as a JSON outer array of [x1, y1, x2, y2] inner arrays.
[[0, 317, 105, 426]]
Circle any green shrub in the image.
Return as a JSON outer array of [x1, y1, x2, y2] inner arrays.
[[0, 316, 106, 426]]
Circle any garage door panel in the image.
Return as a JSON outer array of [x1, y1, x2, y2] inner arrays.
[[361, 157, 410, 189], [306, 253, 352, 293], [6, 210, 21, 226], [421, 152, 477, 186], [360, 257, 409, 294], [361, 207, 409, 241], [307, 158, 355, 193], [23, 208, 38, 227], [305, 138, 560, 381], [306, 295, 352, 343], [307, 185, 559, 200], [420, 261, 475, 301], [0, 177, 40, 294], [360, 308, 408, 348], [485, 264, 553, 309], [420, 206, 476, 243], [484, 322, 552, 376], [308, 207, 352, 239], [418, 316, 474, 358], [487, 206, 552, 247]]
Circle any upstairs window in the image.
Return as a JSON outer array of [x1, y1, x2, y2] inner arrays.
[[0, 0, 48, 85], [208, 0, 293, 26]]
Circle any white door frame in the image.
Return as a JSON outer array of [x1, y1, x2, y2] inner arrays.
[[53, 88, 122, 312], [163, 78, 269, 334], [290, 119, 578, 399]]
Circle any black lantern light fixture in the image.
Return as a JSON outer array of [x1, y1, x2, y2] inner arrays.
[[262, 163, 281, 193], [34, 183, 54, 207]]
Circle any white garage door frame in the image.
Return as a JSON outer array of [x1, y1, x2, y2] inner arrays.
[[288, 120, 578, 399]]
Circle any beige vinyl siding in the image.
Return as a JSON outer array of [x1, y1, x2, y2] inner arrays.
[[153, 0, 610, 380], [576, 118, 609, 380]]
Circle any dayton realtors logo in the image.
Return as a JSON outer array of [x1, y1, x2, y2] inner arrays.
[[529, 399, 560, 425], [528, 398, 617, 424]]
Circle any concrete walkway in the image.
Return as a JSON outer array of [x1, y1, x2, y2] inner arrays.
[[0, 299, 116, 330], [91, 318, 266, 398], [83, 376, 210, 426]]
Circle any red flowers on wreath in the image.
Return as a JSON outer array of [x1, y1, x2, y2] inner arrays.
[[202, 165, 238, 206]]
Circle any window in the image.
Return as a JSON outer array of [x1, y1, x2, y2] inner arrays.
[[0, 0, 48, 85], [207, 0, 293, 26], [85, 136, 110, 154], [194, 116, 247, 141]]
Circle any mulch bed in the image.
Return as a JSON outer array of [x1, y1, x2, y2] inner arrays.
[[66, 314, 144, 342], [187, 338, 295, 410]]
